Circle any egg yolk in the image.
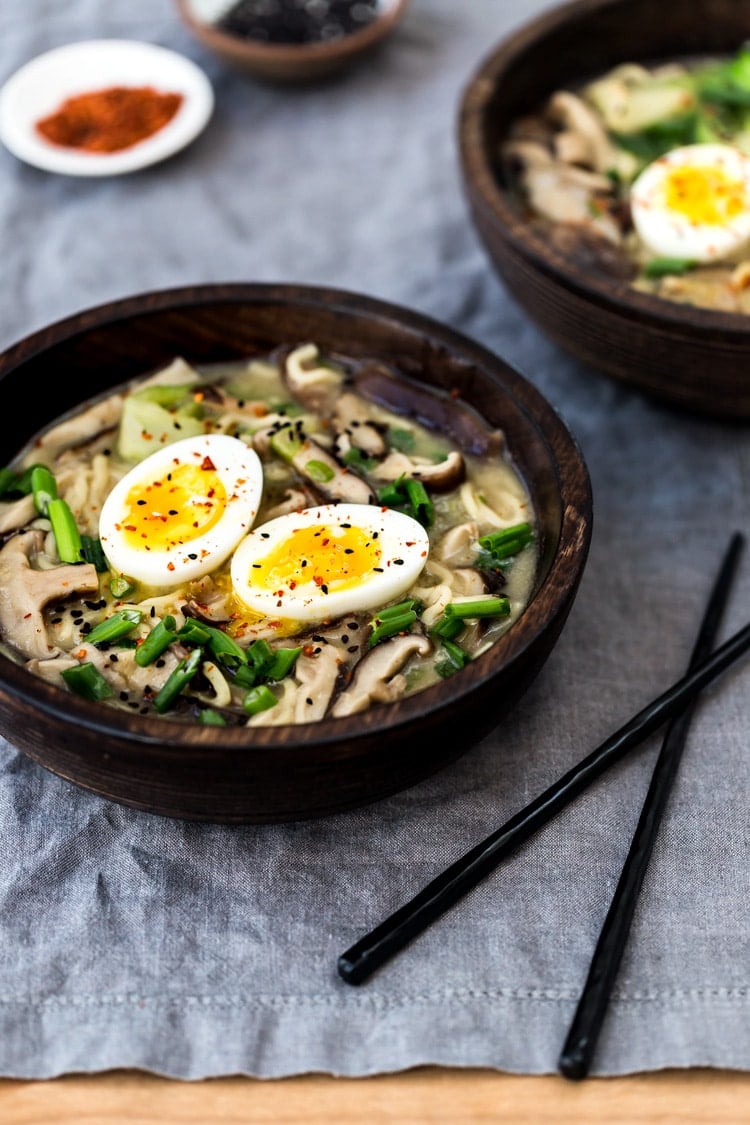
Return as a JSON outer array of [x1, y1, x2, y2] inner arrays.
[[118, 460, 227, 551], [663, 164, 747, 226], [250, 523, 382, 593]]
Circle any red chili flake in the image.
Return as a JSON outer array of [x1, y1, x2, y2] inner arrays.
[[201, 456, 216, 471], [167, 562, 175, 571], [124, 524, 137, 532], [313, 575, 325, 586]]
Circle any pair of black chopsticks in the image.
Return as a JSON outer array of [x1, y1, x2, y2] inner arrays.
[[337, 531, 747, 1078]]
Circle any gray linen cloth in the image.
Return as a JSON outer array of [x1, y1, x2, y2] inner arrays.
[[1, 0, 749, 1080]]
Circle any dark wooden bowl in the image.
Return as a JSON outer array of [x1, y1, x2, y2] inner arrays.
[[458, 0, 750, 420], [173, 0, 410, 83], [0, 283, 591, 822]]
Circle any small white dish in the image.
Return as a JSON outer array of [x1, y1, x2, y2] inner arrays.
[[0, 39, 214, 176]]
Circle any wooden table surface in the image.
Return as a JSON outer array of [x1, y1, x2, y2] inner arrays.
[[2, 1068, 748, 1123]]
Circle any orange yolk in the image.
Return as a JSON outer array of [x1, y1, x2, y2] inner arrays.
[[251, 523, 382, 592], [119, 461, 226, 550], [663, 164, 747, 226]]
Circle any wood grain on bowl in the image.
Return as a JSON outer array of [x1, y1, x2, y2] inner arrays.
[[0, 284, 591, 822], [458, 0, 750, 420]]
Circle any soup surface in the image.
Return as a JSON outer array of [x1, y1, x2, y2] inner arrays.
[[501, 46, 750, 312], [0, 344, 537, 726]]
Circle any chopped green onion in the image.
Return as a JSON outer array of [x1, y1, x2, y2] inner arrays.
[[0, 467, 20, 497], [443, 596, 511, 620], [61, 662, 114, 701], [266, 646, 302, 681], [109, 575, 137, 600], [387, 426, 416, 453], [375, 598, 420, 620], [477, 522, 533, 561], [152, 646, 203, 714], [199, 708, 228, 726], [269, 424, 304, 463], [435, 639, 471, 679], [643, 257, 697, 279], [80, 535, 109, 573], [378, 474, 434, 528], [46, 498, 84, 564], [176, 619, 212, 646], [247, 638, 275, 675], [369, 610, 417, 647], [30, 465, 57, 515], [134, 615, 177, 667], [86, 608, 143, 647], [429, 613, 465, 641], [242, 684, 278, 717], [208, 624, 247, 666], [305, 458, 335, 482], [341, 447, 378, 472]]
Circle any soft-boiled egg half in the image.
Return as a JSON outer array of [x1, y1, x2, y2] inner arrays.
[[99, 434, 263, 587], [630, 142, 750, 263], [230, 503, 430, 624]]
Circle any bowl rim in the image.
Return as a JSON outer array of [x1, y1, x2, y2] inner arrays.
[[0, 280, 592, 758], [173, 0, 410, 64], [457, 0, 750, 341]]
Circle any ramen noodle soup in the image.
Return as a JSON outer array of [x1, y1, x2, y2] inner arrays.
[[0, 344, 537, 727], [500, 45, 750, 312]]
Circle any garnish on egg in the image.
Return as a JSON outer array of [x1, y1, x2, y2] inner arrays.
[[229, 503, 430, 623]]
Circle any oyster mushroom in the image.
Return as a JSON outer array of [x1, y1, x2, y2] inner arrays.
[[350, 361, 504, 458], [0, 530, 99, 660], [332, 392, 387, 458], [0, 494, 36, 535], [26, 393, 124, 466], [268, 420, 377, 505], [331, 633, 432, 717], [280, 342, 345, 415]]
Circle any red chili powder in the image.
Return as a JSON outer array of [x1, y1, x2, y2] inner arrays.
[[35, 85, 184, 154]]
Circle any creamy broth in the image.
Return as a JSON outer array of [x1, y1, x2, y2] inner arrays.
[[0, 344, 537, 726]]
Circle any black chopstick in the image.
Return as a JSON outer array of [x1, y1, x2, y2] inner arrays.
[[557, 530, 745, 1080], [338, 549, 750, 986]]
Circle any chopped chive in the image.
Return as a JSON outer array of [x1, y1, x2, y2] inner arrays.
[[435, 639, 471, 678], [80, 535, 109, 573], [404, 478, 434, 528], [232, 663, 259, 689], [375, 598, 420, 621], [341, 447, 378, 471], [429, 613, 465, 641], [176, 619, 212, 646], [643, 257, 697, 279], [269, 424, 304, 463], [109, 575, 137, 599], [305, 458, 335, 483], [0, 467, 20, 497], [206, 624, 248, 667], [46, 498, 84, 564], [247, 638, 275, 677], [86, 608, 143, 646], [477, 522, 533, 561], [369, 610, 417, 647], [152, 646, 203, 714], [61, 662, 114, 701], [242, 683, 278, 717], [387, 426, 416, 453], [378, 474, 434, 528], [199, 707, 228, 726], [443, 596, 511, 620], [266, 646, 302, 681], [134, 615, 178, 667], [30, 464, 57, 515]]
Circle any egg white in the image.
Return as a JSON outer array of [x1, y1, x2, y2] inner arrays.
[[630, 143, 750, 263], [99, 433, 263, 587], [230, 503, 430, 624]]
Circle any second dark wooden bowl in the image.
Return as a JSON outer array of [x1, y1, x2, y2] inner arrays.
[[458, 0, 750, 420], [0, 283, 592, 823]]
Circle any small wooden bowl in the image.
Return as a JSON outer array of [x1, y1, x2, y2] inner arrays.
[[0, 283, 591, 822], [174, 0, 409, 83], [458, 0, 750, 420]]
